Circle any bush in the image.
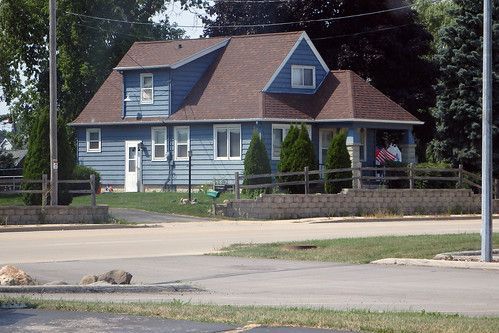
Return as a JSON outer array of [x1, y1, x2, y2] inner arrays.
[[243, 131, 271, 197], [324, 132, 352, 194], [415, 162, 455, 189], [73, 165, 101, 196], [384, 160, 409, 189], [278, 124, 317, 194], [23, 108, 75, 205]]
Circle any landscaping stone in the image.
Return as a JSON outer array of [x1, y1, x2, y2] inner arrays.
[[0, 265, 36, 286], [79, 275, 98, 285], [97, 270, 132, 285]]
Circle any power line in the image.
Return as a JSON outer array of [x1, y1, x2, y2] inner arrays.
[[66, 4, 413, 30], [312, 23, 415, 41]]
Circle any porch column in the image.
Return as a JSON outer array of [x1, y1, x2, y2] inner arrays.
[[346, 128, 361, 189], [399, 130, 417, 164]]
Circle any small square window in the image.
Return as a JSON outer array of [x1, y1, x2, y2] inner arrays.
[[86, 128, 101, 153], [291, 65, 316, 89], [214, 125, 241, 160]]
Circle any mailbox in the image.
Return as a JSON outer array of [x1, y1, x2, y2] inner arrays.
[[206, 189, 220, 199]]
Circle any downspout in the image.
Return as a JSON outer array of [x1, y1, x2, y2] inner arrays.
[[120, 70, 126, 119]]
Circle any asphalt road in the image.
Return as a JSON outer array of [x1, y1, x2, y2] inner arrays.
[[12, 255, 499, 316], [0, 309, 343, 332]]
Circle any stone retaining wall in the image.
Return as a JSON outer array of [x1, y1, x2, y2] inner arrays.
[[0, 205, 109, 225], [220, 189, 499, 219]]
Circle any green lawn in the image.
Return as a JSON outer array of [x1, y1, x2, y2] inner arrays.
[[2, 297, 497, 333], [215, 233, 499, 264]]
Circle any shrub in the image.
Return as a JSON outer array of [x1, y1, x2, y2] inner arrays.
[[324, 132, 352, 194], [384, 160, 409, 189], [23, 108, 75, 205], [73, 165, 101, 196], [415, 162, 454, 189], [243, 131, 271, 197]]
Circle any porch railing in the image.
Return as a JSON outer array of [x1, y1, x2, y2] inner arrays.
[[233, 164, 499, 199]]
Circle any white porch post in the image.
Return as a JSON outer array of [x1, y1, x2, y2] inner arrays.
[[346, 128, 361, 189], [399, 130, 417, 164]]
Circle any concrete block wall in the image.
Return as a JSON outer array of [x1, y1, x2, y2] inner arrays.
[[221, 189, 496, 220], [0, 206, 109, 225]]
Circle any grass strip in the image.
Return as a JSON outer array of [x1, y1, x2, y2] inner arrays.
[[214, 233, 499, 264], [1, 296, 498, 333]]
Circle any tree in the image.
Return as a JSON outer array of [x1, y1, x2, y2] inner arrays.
[[243, 131, 271, 196], [324, 132, 352, 194], [413, 0, 457, 51], [0, 151, 15, 169], [278, 124, 317, 193], [22, 108, 75, 205], [427, 0, 499, 177], [0, 0, 187, 145], [204, 0, 437, 159]]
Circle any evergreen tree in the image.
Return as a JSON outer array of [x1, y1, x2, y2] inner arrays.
[[243, 131, 271, 196], [324, 132, 352, 194], [23, 108, 75, 205], [428, 0, 499, 176], [277, 124, 300, 174]]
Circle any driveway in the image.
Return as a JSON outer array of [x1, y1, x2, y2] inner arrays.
[[13, 255, 499, 316], [0, 309, 345, 333], [109, 208, 212, 223]]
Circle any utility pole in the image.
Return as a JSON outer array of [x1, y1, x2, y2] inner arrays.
[[49, 0, 58, 205], [481, 0, 493, 262]]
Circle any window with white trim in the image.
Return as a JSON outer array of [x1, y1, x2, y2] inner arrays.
[[358, 128, 367, 162], [174, 126, 190, 161], [140, 73, 153, 104], [291, 65, 315, 89], [214, 125, 241, 160], [272, 124, 311, 160], [86, 128, 101, 153], [151, 127, 167, 161]]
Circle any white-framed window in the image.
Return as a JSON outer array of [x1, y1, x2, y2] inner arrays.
[[319, 128, 344, 166], [86, 128, 101, 153], [174, 126, 190, 161], [358, 128, 367, 162], [214, 124, 241, 160], [151, 127, 167, 161], [271, 124, 312, 160], [291, 65, 316, 89], [140, 73, 154, 104]]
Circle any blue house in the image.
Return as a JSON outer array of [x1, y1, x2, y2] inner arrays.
[[71, 31, 421, 192]]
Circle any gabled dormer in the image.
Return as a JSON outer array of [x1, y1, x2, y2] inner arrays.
[[263, 32, 329, 94]]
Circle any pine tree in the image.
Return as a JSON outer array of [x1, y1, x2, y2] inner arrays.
[[243, 131, 271, 196], [23, 108, 75, 205], [324, 132, 352, 194], [428, 0, 499, 177], [277, 124, 300, 174]]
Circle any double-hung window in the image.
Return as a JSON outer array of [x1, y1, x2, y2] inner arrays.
[[174, 126, 190, 161], [272, 124, 290, 160], [86, 128, 101, 153], [151, 127, 167, 161], [140, 73, 154, 104], [358, 128, 367, 162], [291, 65, 315, 89], [214, 125, 241, 160]]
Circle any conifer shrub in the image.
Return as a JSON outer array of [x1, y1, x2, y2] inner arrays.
[[324, 132, 352, 194], [243, 131, 271, 197], [73, 165, 101, 196], [23, 108, 75, 205]]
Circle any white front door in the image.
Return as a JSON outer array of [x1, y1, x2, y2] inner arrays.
[[125, 141, 141, 192]]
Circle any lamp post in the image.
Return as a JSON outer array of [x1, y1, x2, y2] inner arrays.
[[481, 0, 493, 262], [49, 0, 58, 205]]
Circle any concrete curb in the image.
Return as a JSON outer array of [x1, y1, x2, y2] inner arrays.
[[308, 214, 499, 224], [0, 284, 201, 294], [0, 224, 159, 233], [372, 258, 499, 270]]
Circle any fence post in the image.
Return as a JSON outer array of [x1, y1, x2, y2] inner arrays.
[[90, 174, 96, 207], [409, 163, 414, 189], [304, 166, 309, 194], [41, 174, 48, 207], [352, 163, 361, 189], [235, 172, 240, 200], [458, 164, 463, 188]]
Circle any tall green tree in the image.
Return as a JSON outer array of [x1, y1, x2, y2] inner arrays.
[[413, 0, 457, 50], [324, 132, 352, 194], [427, 0, 499, 176], [0, 0, 189, 146], [243, 131, 272, 196], [204, 0, 437, 159]]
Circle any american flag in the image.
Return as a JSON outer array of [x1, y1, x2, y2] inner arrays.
[[376, 147, 396, 165]]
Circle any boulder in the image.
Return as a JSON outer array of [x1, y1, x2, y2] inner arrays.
[[97, 270, 132, 285], [79, 275, 98, 285], [0, 265, 36, 286]]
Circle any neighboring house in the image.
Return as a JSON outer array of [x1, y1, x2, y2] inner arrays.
[[71, 31, 421, 192], [0, 134, 13, 151]]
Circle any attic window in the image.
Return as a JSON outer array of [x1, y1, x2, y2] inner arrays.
[[291, 65, 315, 89], [140, 73, 153, 104]]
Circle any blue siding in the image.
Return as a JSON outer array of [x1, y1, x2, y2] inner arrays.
[[171, 49, 222, 113], [266, 39, 328, 94], [124, 69, 170, 118]]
